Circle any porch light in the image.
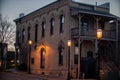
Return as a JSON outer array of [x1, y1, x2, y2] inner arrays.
[[97, 29, 103, 40], [28, 40, 32, 45], [67, 40, 71, 47]]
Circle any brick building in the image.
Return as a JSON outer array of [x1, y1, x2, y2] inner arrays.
[[14, 0, 119, 79]]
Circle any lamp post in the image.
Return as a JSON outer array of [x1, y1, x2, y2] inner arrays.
[[96, 29, 103, 80], [67, 40, 71, 80], [28, 40, 32, 74], [15, 44, 19, 70]]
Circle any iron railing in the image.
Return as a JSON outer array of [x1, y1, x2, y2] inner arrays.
[[71, 27, 116, 39]]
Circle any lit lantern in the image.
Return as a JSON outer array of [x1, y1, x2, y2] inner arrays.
[[67, 40, 71, 47], [28, 40, 32, 45], [97, 29, 103, 40]]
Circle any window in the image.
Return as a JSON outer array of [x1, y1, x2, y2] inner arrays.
[[58, 47, 63, 65], [40, 48, 45, 68], [42, 22, 45, 37], [35, 24, 38, 42], [22, 29, 25, 42], [58, 41, 64, 65], [50, 18, 54, 35], [74, 44, 78, 64], [27, 27, 31, 41], [31, 58, 34, 64], [82, 21, 88, 31], [17, 31, 20, 44], [60, 15, 64, 33], [99, 20, 104, 29]]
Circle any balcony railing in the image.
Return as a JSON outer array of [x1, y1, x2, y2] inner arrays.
[[71, 27, 116, 40]]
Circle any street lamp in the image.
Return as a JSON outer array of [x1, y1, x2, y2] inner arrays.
[[28, 40, 32, 74], [67, 40, 71, 80], [96, 29, 103, 80]]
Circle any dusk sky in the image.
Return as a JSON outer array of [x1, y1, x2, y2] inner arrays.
[[1, 0, 120, 25]]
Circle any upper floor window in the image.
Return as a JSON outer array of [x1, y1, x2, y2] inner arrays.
[[35, 24, 38, 43], [17, 31, 20, 44], [50, 18, 55, 35], [22, 29, 25, 42], [27, 27, 31, 41], [42, 22, 45, 37], [60, 15, 64, 33], [82, 21, 88, 31]]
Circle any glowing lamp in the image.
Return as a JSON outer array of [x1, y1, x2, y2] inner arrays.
[[67, 40, 71, 47], [97, 29, 103, 40], [28, 40, 32, 45]]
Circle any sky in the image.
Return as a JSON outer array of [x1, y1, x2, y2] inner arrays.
[[1, 0, 120, 25], [0, 0, 119, 50]]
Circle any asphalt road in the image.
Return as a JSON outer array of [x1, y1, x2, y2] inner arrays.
[[0, 71, 46, 80]]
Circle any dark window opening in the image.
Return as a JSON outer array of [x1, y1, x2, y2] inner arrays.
[[35, 24, 38, 42], [50, 18, 54, 35], [31, 58, 34, 64], [22, 29, 25, 42], [28, 27, 31, 41], [42, 22, 45, 37], [58, 47, 63, 65], [99, 20, 104, 29], [60, 15, 64, 33], [17, 31, 20, 44]]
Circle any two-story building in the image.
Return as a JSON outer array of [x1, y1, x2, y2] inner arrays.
[[14, 0, 119, 79]]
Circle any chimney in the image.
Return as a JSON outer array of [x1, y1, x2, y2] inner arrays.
[[19, 13, 24, 18]]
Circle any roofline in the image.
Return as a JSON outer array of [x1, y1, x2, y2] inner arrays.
[[14, 0, 59, 22]]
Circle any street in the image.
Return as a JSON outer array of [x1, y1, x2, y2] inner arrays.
[[0, 71, 46, 80], [0, 69, 66, 80]]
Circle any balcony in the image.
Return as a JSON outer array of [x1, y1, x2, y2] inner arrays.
[[71, 27, 116, 40]]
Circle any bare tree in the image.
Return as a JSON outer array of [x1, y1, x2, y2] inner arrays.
[[0, 14, 15, 69], [0, 14, 15, 45]]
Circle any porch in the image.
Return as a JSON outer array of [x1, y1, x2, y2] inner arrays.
[[71, 28, 116, 41]]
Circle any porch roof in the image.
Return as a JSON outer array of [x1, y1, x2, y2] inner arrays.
[[70, 7, 118, 19]]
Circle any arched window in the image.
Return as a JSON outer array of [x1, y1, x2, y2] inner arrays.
[[50, 18, 55, 35], [35, 24, 38, 42], [40, 48, 45, 68], [27, 27, 31, 41], [60, 15, 64, 33], [42, 21, 45, 37], [22, 29, 25, 42], [58, 40, 64, 65]]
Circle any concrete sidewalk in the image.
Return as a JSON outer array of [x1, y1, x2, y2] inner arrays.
[[3, 69, 66, 80], [3, 69, 98, 80]]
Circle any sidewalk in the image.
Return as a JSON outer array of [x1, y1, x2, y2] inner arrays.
[[3, 69, 100, 80], [4, 69, 66, 80]]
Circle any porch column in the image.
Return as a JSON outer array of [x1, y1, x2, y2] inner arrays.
[[95, 18, 99, 54], [77, 14, 82, 79], [115, 19, 119, 65]]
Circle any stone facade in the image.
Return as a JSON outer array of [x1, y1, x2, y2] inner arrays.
[[14, 0, 119, 79]]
